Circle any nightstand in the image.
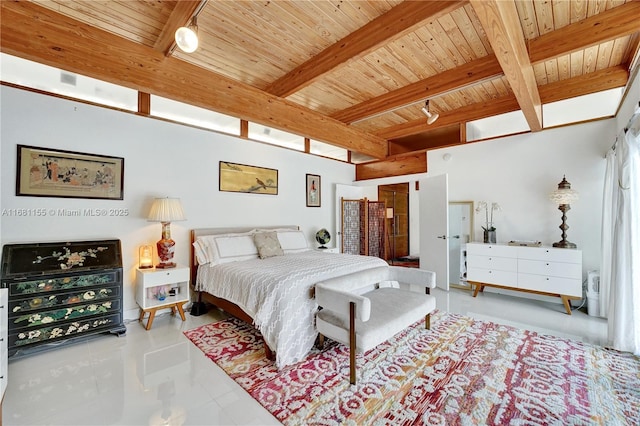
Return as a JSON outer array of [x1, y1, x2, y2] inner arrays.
[[136, 266, 190, 330], [315, 247, 339, 253]]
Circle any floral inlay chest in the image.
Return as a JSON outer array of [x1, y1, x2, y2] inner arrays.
[[1, 239, 126, 357]]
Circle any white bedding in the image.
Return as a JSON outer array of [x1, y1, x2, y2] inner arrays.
[[196, 250, 388, 367]]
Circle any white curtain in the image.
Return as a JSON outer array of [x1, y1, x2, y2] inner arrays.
[[602, 111, 640, 355]]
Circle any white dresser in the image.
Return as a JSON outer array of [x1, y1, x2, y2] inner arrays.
[[466, 243, 582, 314]]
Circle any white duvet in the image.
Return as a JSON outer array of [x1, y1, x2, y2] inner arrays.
[[196, 250, 388, 368]]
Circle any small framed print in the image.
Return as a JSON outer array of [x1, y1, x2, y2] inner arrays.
[[306, 174, 320, 207]]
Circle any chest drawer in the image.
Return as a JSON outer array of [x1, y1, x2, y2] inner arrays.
[[518, 259, 582, 279], [466, 243, 516, 258], [468, 254, 517, 272], [517, 273, 581, 297], [467, 267, 517, 286], [517, 246, 581, 263]]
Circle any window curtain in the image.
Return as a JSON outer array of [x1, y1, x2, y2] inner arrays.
[[601, 110, 640, 355]]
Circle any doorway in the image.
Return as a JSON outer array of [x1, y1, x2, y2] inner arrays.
[[378, 183, 409, 261]]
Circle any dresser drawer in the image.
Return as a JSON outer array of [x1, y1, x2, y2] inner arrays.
[[140, 268, 189, 286], [518, 273, 581, 297], [518, 259, 582, 279], [468, 268, 517, 286], [468, 254, 517, 272], [467, 243, 516, 258], [517, 246, 581, 263]]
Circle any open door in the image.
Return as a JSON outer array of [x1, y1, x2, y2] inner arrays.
[[419, 174, 449, 290]]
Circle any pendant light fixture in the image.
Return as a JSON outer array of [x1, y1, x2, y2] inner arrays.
[[175, 16, 199, 53], [421, 100, 439, 125]]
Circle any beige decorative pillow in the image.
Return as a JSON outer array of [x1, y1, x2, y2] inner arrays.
[[253, 231, 284, 259]]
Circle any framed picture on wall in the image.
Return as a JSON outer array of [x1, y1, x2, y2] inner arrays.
[[219, 161, 278, 195], [306, 174, 320, 207], [16, 145, 124, 200]]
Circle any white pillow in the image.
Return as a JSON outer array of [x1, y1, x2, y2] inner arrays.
[[193, 231, 258, 265], [276, 229, 310, 253]]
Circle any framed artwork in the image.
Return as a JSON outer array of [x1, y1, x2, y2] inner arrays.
[[16, 145, 124, 200], [219, 161, 278, 195], [306, 174, 321, 207]]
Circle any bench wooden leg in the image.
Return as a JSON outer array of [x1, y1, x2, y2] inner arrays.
[[349, 302, 356, 385], [425, 313, 431, 330]]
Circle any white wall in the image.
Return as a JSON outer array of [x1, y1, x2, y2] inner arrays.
[[361, 119, 617, 277], [1, 86, 355, 315]]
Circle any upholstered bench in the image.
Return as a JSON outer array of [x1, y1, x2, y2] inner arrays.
[[315, 266, 436, 384]]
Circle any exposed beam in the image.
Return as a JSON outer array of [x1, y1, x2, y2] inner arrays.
[[470, 0, 542, 131], [0, 1, 387, 159], [265, 1, 466, 98], [375, 95, 520, 140], [538, 66, 629, 104], [528, 1, 640, 65], [375, 65, 628, 141], [332, 55, 503, 123], [356, 152, 427, 181], [154, 1, 203, 56]]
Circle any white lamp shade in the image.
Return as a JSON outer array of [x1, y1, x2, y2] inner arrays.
[[549, 188, 579, 204], [175, 26, 198, 53], [148, 198, 186, 222]]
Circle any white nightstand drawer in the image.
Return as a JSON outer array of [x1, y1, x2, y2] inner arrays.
[[466, 243, 516, 258], [517, 246, 581, 263], [518, 259, 582, 279], [139, 267, 189, 286], [468, 267, 517, 286], [518, 273, 581, 297], [468, 254, 517, 272]]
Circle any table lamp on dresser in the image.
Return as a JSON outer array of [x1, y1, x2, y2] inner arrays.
[[147, 197, 186, 268]]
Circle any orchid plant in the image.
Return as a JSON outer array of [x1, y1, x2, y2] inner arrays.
[[476, 201, 501, 232]]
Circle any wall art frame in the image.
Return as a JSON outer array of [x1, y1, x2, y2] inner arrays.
[[219, 161, 278, 195], [16, 144, 124, 200], [306, 173, 321, 207]]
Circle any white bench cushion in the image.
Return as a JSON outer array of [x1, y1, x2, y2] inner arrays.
[[316, 287, 436, 353]]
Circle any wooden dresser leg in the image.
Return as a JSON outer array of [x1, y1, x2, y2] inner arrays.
[[561, 296, 573, 315]]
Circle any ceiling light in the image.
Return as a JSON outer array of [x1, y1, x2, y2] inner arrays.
[[175, 17, 199, 53], [421, 100, 439, 125]]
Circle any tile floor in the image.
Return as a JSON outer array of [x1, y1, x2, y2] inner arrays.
[[3, 287, 608, 426]]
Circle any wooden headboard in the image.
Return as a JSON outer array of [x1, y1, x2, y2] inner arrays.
[[189, 225, 299, 286]]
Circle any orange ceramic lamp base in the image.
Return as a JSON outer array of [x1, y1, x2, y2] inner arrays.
[[156, 222, 176, 268]]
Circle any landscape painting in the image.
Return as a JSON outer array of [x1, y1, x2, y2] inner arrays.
[[219, 161, 278, 195]]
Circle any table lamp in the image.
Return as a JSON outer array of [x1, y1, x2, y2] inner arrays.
[[549, 176, 578, 249], [147, 197, 186, 268]]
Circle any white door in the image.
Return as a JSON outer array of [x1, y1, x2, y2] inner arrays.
[[335, 184, 364, 253], [419, 174, 449, 290]]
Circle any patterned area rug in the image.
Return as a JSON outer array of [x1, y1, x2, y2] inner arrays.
[[184, 311, 639, 425]]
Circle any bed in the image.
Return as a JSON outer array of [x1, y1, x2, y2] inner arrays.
[[189, 226, 390, 368]]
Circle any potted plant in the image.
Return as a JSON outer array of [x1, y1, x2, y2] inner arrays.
[[476, 201, 501, 243]]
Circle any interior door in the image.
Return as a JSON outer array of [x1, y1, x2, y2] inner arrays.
[[419, 174, 449, 290]]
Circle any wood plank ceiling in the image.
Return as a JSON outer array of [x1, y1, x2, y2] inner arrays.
[[2, 0, 639, 179]]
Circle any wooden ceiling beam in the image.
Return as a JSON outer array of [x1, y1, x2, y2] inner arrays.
[[154, 0, 203, 56], [375, 95, 521, 140], [355, 152, 427, 181], [528, 1, 640, 65], [375, 65, 628, 140], [0, 1, 387, 159], [538, 65, 629, 104], [332, 55, 503, 123], [265, 0, 466, 98], [470, 0, 542, 132]]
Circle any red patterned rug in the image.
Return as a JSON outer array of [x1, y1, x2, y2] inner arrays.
[[184, 311, 639, 425]]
